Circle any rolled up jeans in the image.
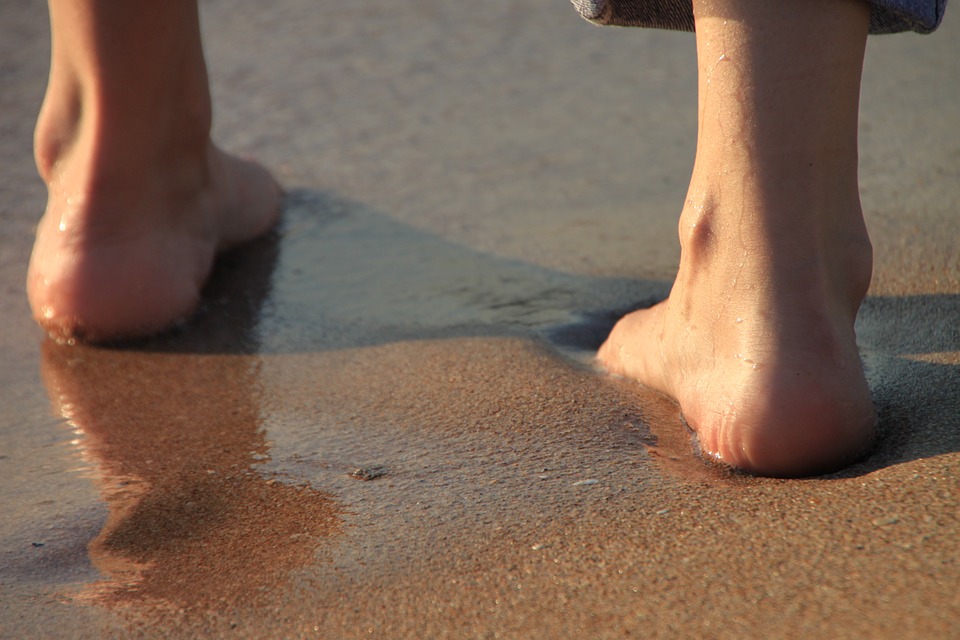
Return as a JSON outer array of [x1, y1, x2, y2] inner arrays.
[[571, 0, 947, 34]]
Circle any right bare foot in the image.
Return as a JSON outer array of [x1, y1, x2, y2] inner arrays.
[[598, 194, 877, 477], [27, 0, 281, 342], [598, 0, 877, 477]]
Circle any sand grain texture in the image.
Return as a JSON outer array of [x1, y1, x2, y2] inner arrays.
[[1, 1, 957, 638]]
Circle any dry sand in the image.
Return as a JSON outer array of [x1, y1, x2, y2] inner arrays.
[[1, 1, 958, 638]]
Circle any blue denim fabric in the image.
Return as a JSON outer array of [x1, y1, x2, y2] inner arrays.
[[571, 0, 947, 34]]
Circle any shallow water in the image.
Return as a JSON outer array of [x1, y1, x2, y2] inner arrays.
[[1, 0, 958, 636]]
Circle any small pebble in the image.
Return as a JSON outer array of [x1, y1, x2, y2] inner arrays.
[[572, 479, 598, 486], [350, 466, 388, 481]]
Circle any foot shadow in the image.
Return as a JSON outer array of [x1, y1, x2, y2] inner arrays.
[[827, 294, 960, 477], [124, 187, 665, 356]]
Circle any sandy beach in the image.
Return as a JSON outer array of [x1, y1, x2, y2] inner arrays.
[[1, 1, 958, 637]]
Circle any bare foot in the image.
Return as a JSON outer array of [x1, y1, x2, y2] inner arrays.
[[597, 0, 877, 477], [26, 0, 281, 342], [598, 197, 877, 477], [27, 143, 281, 342]]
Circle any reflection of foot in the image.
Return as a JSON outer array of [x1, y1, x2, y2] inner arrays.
[[40, 341, 341, 612], [598, 196, 877, 477], [27, 141, 281, 342]]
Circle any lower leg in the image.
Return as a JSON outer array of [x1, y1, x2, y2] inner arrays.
[[599, 0, 876, 476], [28, 0, 281, 342]]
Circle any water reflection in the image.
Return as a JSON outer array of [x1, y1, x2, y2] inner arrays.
[[38, 231, 343, 615]]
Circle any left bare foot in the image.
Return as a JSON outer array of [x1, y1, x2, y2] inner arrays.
[[27, 141, 281, 342], [26, 0, 282, 342]]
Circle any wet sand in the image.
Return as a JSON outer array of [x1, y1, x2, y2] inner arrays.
[[1, 1, 958, 637]]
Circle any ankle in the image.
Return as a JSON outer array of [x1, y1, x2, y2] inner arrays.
[[35, 93, 216, 227], [670, 186, 874, 381], [35, 50, 214, 192]]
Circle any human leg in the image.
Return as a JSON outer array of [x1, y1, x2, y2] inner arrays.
[[598, 0, 876, 476], [28, 0, 281, 342]]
